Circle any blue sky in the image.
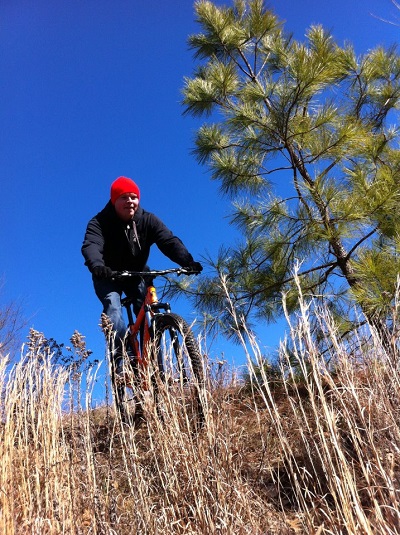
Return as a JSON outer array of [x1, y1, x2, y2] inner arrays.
[[1, 0, 399, 397]]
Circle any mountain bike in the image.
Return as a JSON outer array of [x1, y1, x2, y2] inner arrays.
[[108, 268, 205, 429]]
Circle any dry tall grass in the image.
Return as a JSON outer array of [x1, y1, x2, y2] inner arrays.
[[1, 292, 399, 534]]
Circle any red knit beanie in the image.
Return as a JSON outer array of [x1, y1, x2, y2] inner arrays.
[[110, 176, 140, 204]]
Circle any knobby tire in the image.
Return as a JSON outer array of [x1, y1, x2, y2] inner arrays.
[[154, 312, 205, 430]]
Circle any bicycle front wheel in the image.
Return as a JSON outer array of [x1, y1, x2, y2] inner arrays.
[[111, 357, 142, 426], [153, 313, 204, 429]]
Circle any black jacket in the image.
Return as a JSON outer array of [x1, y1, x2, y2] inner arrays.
[[81, 202, 194, 273]]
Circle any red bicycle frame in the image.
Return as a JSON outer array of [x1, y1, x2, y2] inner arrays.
[[123, 283, 171, 389]]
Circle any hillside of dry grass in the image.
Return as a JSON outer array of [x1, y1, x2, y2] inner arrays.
[[1, 300, 400, 534]]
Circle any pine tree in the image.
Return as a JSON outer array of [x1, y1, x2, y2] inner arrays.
[[182, 0, 400, 343]]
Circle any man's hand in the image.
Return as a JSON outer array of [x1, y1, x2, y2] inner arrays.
[[92, 265, 113, 279], [185, 261, 203, 274]]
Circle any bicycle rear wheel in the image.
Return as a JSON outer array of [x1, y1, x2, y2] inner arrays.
[[153, 313, 205, 429]]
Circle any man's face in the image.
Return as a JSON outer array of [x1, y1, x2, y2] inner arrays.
[[114, 192, 139, 222]]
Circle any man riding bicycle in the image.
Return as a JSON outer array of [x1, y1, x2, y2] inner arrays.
[[81, 176, 202, 376]]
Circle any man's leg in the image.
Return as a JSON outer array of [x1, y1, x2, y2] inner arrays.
[[93, 278, 127, 369]]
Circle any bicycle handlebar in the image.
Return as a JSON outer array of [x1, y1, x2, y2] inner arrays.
[[111, 267, 199, 279]]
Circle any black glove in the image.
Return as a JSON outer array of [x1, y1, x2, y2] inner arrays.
[[185, 261, 203, 274], [92, 265, 113, 279]]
